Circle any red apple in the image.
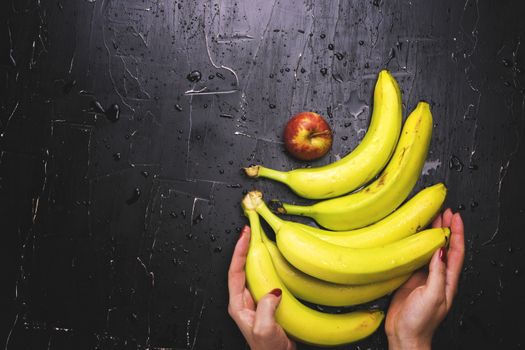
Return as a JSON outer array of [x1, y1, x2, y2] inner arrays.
[[283, 112, 333, 161]]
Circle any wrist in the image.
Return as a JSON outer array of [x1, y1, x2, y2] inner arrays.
[[387, 335, 432, 350]]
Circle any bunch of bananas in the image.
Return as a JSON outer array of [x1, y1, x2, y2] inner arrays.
[[240, 70, 448, 346]]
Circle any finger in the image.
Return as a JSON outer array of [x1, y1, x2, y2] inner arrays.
[[243, 288, 255, 311], [424, 248, 447, 306], [228, 226, 251, 310], [253, 289, 282, 338], [442, 208, 454, 228], [431, 212, 443, 228], [445, 213, 465, 307]]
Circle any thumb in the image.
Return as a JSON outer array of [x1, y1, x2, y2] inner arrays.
[[424, 247, 447, 303], [253, 288, 282, 336]]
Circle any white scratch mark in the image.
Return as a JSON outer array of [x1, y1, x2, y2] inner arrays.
[[233, 131, 283, 144]]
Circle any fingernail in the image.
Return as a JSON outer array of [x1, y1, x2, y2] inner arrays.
[[270, 288, 282, 297], [439, 247, 447, 262], [238, 225, 248, 240]]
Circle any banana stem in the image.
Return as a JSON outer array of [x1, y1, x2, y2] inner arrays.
[[256, 201, 284, 232], [281, 202, 312, 216], [246, 210, 263, 243], [252, 166, 288, 183]]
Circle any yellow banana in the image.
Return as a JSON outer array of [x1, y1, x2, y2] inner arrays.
[[277, 101, 433, 230], [244, 70, 402, 199], [244, 191, 449, 285], [242, 207, 384, 346], [257, 183, 446, 248], [261, 230, 410, 307]]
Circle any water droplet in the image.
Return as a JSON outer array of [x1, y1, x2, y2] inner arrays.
[[106, 104, 120, 122], [90, 100, 105, 114], [449, 155, 464, 172], [126, 187, 141, 205], [193, 214, 204, 225], [335, 52, 344, 60], [210, 234, 216, 242], [175, 104, 183, 112], [326, 106, 333, 119], [129, 313, 138, 323], [320, 33, 326, 39], [181, 210, 186, 218], [219, 113, 233, 119], [187, 70, 202, 82], [332, 73, 343, 83], [170, 211, 178, 218], [470, 200, 478, 209], [344, 122, 352, 128], [502, 58, 512, 67], [113, 152, 121, 161], [341, 136, 348, 141], [347, 90, 368, 118], [359, 40, 364, 45], [328, 43, 334, 50], [386, 50, 396, 64], [214, 246, 222, 253], [320, 68, 328, 76], [216, 72, 225, 80], [373, 0, 381, 6], [227, 184, 242, 188], [269, 104, 276, 109], [300, 67, 306, 73], [457, 204, 465, 211], [141, 171, 149, 178]]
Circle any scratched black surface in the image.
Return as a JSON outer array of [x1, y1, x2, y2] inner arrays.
[[1, 0, 525, 349]]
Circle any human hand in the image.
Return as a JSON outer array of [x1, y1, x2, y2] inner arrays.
[[228, 225, 296, 350], [385, 209, 465, 350]]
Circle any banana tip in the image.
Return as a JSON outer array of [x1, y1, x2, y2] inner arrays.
[[417, 100, 431, 111], [268, 199, 285, 214]]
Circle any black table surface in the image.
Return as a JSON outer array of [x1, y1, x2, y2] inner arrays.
[[1, 0, 525, 349]]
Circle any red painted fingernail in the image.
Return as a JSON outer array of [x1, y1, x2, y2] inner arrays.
[[270, 288, 282, 297], [439, 247, 447, 262]]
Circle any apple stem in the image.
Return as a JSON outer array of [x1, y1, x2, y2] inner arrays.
[[309, 130, 331, 138]]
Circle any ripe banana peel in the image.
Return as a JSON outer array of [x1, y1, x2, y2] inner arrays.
[[261, 229, 410, 307], [256, 183, 446, 248], [278, 102, 434, 231], [242, 202, 384, 346], [244, 191, 450, 285], [244, 70, 402, 199]]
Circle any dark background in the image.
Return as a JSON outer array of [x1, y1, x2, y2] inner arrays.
[[1, 0, 524, 349]]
